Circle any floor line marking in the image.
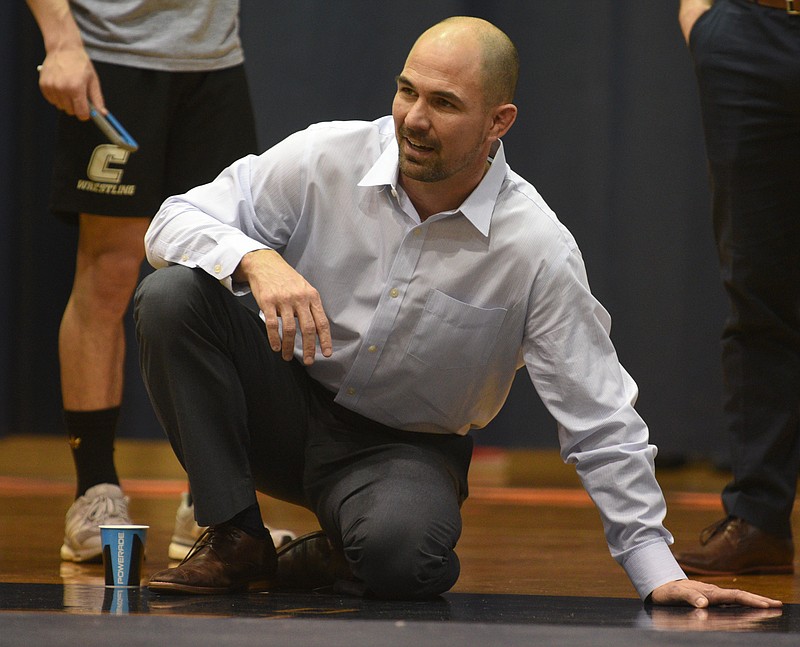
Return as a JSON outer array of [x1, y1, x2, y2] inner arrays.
[[0, 476, 724, 509]]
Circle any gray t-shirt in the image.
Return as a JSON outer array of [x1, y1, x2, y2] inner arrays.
[[71, 0, 244, 72]]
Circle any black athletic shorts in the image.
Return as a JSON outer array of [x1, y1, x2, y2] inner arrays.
[[49, 61, 258, 223]]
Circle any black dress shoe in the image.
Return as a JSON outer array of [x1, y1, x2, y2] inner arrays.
[[674, 516, 794, 576], [148, 523, 277, 594], [273, 530, 355, 591]]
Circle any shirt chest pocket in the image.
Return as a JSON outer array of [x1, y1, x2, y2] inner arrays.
[[407, 289, 508, 370]]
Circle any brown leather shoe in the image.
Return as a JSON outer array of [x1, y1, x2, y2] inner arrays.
[[273, 530, 354, 591], [148, 523, 277, 594], [674, 516, 794, 576]]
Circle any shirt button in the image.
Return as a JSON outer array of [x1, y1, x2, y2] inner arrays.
[[181, 254, 189, 262], [368, 345, 377, 353], [389, 288, 399, 298], [346, 387, 356, 396], [413, 229, 421, 237], [213, 264, 222, 274]]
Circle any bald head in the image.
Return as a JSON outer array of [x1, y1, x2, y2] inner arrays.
[[412, 17, 519, 107]]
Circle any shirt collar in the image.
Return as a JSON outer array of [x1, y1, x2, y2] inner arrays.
[[358, 138, 506, 238]]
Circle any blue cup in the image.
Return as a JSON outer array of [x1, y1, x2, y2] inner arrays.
[[100, 525, 148, 588]]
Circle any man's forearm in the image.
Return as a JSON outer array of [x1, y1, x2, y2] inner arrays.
[[679, 0, 713, 12], [26, 0, 84, 55]]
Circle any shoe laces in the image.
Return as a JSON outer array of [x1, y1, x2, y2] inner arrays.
[[82, 493, 130, 525], [699, 516, 736, 545], [180, 527, 213, 564], [180, 524, 238, 565]]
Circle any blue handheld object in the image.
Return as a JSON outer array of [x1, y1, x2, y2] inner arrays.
[[89, 102, 139, 152]]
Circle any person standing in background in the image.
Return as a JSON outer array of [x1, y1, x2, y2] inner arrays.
[[674, 0, 800, 575], [26, 0, 293, 564]]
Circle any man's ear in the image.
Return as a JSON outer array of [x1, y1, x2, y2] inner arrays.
[[489, 103, 518, 140]]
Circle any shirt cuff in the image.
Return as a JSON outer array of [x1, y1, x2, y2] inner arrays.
[[199, 241, 269, 295], [620, 539, 687, 600]]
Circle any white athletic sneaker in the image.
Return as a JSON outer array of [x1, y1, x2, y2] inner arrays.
[[60, 483, 132, 563], [168, 492, 297, 561]]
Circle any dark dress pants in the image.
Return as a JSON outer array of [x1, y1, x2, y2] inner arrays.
[[133, 265, 473, 599], [690, 0, 800, 536]]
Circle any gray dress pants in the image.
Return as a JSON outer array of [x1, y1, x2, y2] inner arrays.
[[133, 265, 473, 599]]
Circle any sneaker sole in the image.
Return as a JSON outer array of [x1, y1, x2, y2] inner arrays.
[[167, 541, 193, 562], [60, 543, 103, 564]]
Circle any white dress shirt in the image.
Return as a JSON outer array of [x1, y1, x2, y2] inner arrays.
[[145, 115, 687, 598]]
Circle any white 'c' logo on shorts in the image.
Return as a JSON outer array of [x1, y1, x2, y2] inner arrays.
[[86, 145, 130, 184]]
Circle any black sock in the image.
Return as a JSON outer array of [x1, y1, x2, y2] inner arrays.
[[64, 407, 121, 498], [228, 503, 269, 540]]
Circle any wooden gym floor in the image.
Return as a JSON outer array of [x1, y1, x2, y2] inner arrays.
[[0, 434, 798, 645]]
